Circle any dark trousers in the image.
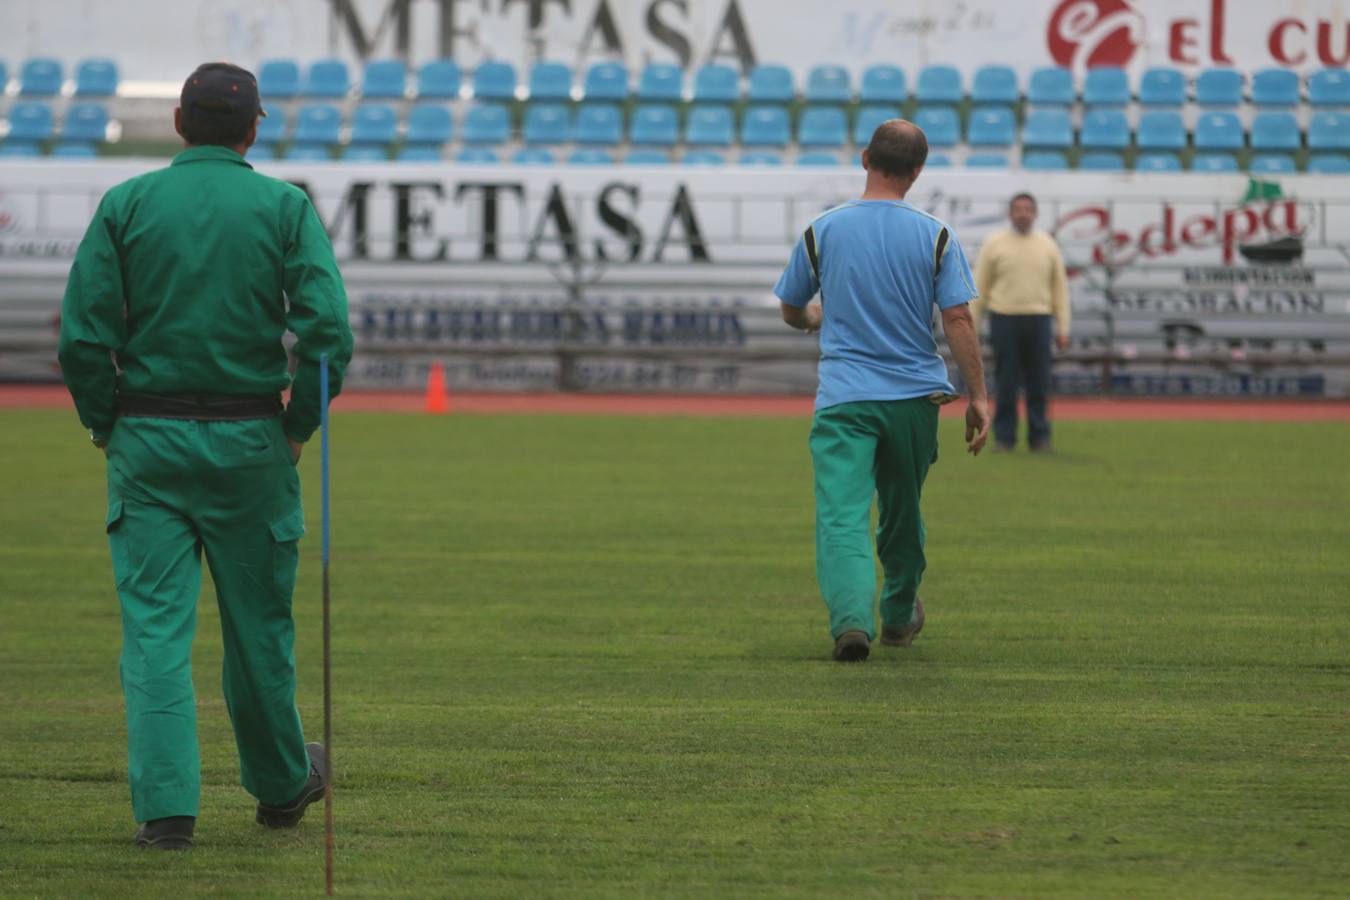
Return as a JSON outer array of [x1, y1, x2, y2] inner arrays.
[[989, 312, 1053, 448]]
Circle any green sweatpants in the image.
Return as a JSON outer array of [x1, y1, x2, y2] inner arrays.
[[809, 398, 939, 641], [104, 416, 310, 822]]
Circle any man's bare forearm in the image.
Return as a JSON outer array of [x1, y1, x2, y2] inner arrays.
[[941, 304, 987, 399], [781, 302, 822, 333]]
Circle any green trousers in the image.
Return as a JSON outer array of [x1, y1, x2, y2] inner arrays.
[[809, 398, 939, 641], [104, 416, 310, 822]]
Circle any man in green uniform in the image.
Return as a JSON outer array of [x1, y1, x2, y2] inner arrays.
[[58, 62, 354, 849]]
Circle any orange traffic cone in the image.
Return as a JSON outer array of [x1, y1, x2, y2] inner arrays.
[[424, 362, 449, 414]]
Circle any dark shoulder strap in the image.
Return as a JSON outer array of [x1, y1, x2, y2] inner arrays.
[[933, 226, 950, 279], [803, 225, 820, 280]]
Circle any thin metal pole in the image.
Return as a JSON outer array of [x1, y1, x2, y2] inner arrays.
[[320, 353, 334, 896]]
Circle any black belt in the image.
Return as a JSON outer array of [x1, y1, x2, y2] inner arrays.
[[116, 392, 283, 421]]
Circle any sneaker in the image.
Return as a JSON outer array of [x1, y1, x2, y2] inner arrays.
[[134, 815, 195, 850], [256, 742, 328, 828], [832, 630, 871, 662], [880, 597, 925, 647]]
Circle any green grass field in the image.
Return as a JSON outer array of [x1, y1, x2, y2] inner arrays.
[[1, 409, 1347, 898]]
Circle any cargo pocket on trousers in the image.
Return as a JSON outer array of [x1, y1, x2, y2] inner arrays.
[[268, 509, 306, 601], [106, 493, 130, 589]]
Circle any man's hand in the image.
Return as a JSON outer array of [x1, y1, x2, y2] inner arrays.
[[1055, 334, 1070, 352], [965, 396, 991, 456], [288, 438, 304, 463], [780, 301, 823, 334]]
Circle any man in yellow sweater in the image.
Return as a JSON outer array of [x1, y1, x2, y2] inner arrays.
[[973, 193, 1070, 452]]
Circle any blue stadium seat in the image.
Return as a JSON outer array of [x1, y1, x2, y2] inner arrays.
[[74, 59, 119, 97], [417, 60, 462, 99], [0, 62, 8, 94], [568, 149, 614, 165], [1136, 111, 1186, 150], [924, 152, 952, 168], [583, 62, 629, 101], [683, 150, 725, 166], [692, 64, 739, 103], [638, 63, 683, 101], [20, 58, 62, 97], [966, 153, 1009, 168], [397, 145, 442, 162], [1250, 112, 1300, 151], [6, 102, 54, 141], [350, 103, 398, 146], [1192, 153, 1239, 172], [1308, 154, 1350, 173], [1027, 67, 1074, 106], [528, 62, 573, 101], [859, 65, 906, 104], [916, 65, 962, 105], [457, 148, 499, 163], [1083, 67, 1130, 106], [513, 147, 555, 165], [293, 104, 342, 147], [259, 60, 301, 100], [1080, 110, 1129, 150], [1022, 109, 1073, 148], [342, 146, 388, 163], [967, 107, 1015, 147], [747, 64, 794, 103], [474, 61, 517, 101], [304, 60, 351, 98], [805, 65, 851, 104], [912, 107, 958, 148], [1079, 152, 1125, 171], [1250, 153, 1296, 174], [1138, 67, 1185, 106], [739, 151, 782, 166], [971, 66, 1018, 107], [629, 104, 679, 145], [797, 152, 842, 166], [853, 105, 901, 145], [573, 104, 622, 145], [1194, 111, 1244, 151], [1308, 69, 1350, 107], [462, 104, 511, 145], [741, 105, 790, 147], [284, 145, 332, 161], [0, 142, 42, 158], [1309, 112, 1350, 151], [1023, 151, 1068, 171], [247, 144, 276, 162], [257, 108, 288, 144], [62, 103, 110, 143], [685, 105, 734, 146], [361, 60, 407, 99], [523, 103, 570, 145], [405, 104, 453, 145], [1251, 68, 1299, 107], [51, 142, 98, 159], [797, 107, 847, 148], [1195, 68, 1243, 106], [1135, 152, 1183, 172], [626, 149, 671, 165]]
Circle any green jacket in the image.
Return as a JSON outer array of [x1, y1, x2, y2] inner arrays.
[[58, 145, 353, 443]]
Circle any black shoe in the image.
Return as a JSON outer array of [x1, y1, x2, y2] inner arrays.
[[134, 816, 195, 850], [832, 630, 871, 662], [256, 742, 328, 828], [880, 597, 926, 647]]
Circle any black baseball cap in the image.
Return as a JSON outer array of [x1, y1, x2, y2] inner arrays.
[[180, 62, 266, 129]]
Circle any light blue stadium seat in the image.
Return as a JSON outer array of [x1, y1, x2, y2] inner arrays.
[[20, 58, 62, 97], [474, 61, 517, 101], [630, 104, 679, 145], [51, 142, 98, 159], [924, 152, 952, 168], [342, 146, 388, 162], [971, 66, 1018, 107], [513, 147, 555, 165], [967, 107, 1015, 147], [62, 102, 109, 143], [1023, 151, 1068, 171], [523, 103, 570, 145], [797, 151, 841, 166], [683, 150, 725, 166], [797, 107, 847, 148], [1135, 152, 1183, 172], [853, 105, 901, 145], [457, 148, 499, 163], [1022, 109, 1073, 148], [692, 64, 739, 103], [259, 60, 301, 100], [1080, 110, 1130, 149], [573, 103, 622, 145], [257, 108, 288, 144], [966, 152, 1009, 168], [805, 65, 851, 104], [74, 59, 118, 97], [1192, 153, 1239, 172], [1195, 68, 1243, 106], [860, 65, 906, 104], [304, 60, 351, 98], [1027, 67, 1074, 106], [1250, 112, 1300, 151], [397, 145, 442, 162], [1309, 112, 1350, 151], [0, 142, 42, 158], [1308, 69, 1350, 107], [912, 107, 959, 148], [293, 104, 342, 147], [405, 104, 453, 145], [350, 103, 398, 145], [1136, 111, 1186, 150], [1251, 68, 1299, 107], [741, 105, 790, 147], [916, 65, 962, 105], [747, 64, 794, 103], [0, 62, 8, 94], [740, 151, 782, 166], [638, 63, 683, 101], [528, 62, 572, 100], [1308, 154, 1350, 173], [1079, 152, 1124, 171], [247, 144, 276, 162], [7, 101, 55, 141], [1194, 111, 1244, 151], [361, 60, 407, 99], [285, 145, 332, 161], [1083, 67, 1130, 106], [583, 62, 629, 101], [627, 149, 671, 165], [1138, 67, 1185, 106], [462, 104, 511, 145], [685, 105, 734, 146], [1250, 154, 1296, 174], [568, 149, 614, 165], [417, 60, 462, 99]]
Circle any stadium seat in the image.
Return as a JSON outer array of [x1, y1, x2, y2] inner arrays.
[[0, 142, 42, 158], [528, 62, 573, 100], [512, 147, 555, 165], [304, 60, 351, 98], [1251, 68, 1299, 107], [682, 150, 725, 165], [474, 61, 517, 101], [62, 102, 110, 143], [0, 62, 8, 94], [417, 60, 462, 99], [797, 107, 847, 148], [247, 144, 276, 161], [967, 107, 1015, 147], [19, 58, 62, 97], [258, 60, 301, 100], [1194, 111, 1244, 152], [805, 65, 851, 104], [6, 101, 54, 142], [692, 64, 739, 103], [626, 149, 671, 165], [1192, 153, 1239, 172], [924, 152, 952, 168], [971, 66, 1018, 107], [741, 105, 790, 147], [859, 65, 906, 104], [629, 104, 679, 145], [457, 147, 499, 163], [582, 62, 629, 101], [916, 65, 962, 105], [573, 104, 623, 145], [1250, 153, 1297, 174], [1079, 152, 1124, 171], [1027, 67, 1074, 106], [1308, 154, 1350, 173], [284, 145, 332, 161], [853, 105, 901, 145], [257, 108, 288, 145], [397, 145, 442, 162], [1023, 151, 1068, 171], [405, 104, 453, 145], [1082, 67, 1130, 106], [1136, 111, 1186, 150], [1138, 67, 1185, 106], [797, 151, 842, 166], [568, 149, 614, 165], [912, 107, 959, 148], [74, 59, 118, 97], [1250, 112, 1301, 151], [1309, 112, 1350, 151], [1135, 152, 1183, 172], [1080, 110, 1130, 150], [1308, 69, 1350, 107], [361, 60, 407, 99], [293, 104, 342, 148], [638, 63, 683, 101], [747, 64, 794, 103], [523, 103, 570, 145], [462, 104, 511, 145], [51, 142, 98, 159], [342, 145, 388, 162], [740, 151, 782, 166], [685, 105, 734, 146], [1194, 68, 1243, 106], [1022, 109, 1073, 148], [966, 152, 1009, 168], [350, 103, 398, 146]]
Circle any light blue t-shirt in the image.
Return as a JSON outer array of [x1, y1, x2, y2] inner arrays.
[[773, 200, 978, 410]]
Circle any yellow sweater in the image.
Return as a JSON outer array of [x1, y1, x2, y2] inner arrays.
[[972, 228, 1071, 336]]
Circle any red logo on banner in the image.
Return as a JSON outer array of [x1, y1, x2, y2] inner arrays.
[[1047, 0, 1145, 68]]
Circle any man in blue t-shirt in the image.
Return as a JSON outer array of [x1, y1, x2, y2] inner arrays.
[[774, 119, 991, 662]]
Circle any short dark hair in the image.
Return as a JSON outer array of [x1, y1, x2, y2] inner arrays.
[[1010, 192, 1037, 210], [865, 120, 928, 180], [182, 99, 254, 146]]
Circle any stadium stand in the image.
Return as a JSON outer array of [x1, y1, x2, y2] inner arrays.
[[349, 103, 397, 148], [916, 65, 962, 105], [967, 107, 1016, 147], [1308, 69, 1350, 107], [582, 62, 628, 101], [416, 60, 461, 99], [20, 58, 62, 97], [966, 152, 1009, 168], [1022, 109, 1074, 149], [740, 151, 782, 165], [342, 145, 388, 162], [456, 147, 499, 163], [805, 65, 851, 104], [1193, 153, 1240, 172], [462, 104, 510, 145], [853, 105, 900, 145], [256, 108, 288, 146], [638, 63, 684, 101], [630, 105, 679, 145], [925, 152, 953, 167], [405, 104, 453, 147], [6, 102, 55, 144], [860, 65, 906, 104], [1027, 67, 1074, 106], [1138, 67, 1185, 106], [1251, 154, 1297, 173], [1080, 151, 1125, 171], [1082, 67, 1130, 107], [685, 105, 734, 146], [913, 107, 959, 148], [1308, 154, 1350, 173], [683, 150, 726, 165], [74, 59, 118, 97], [62, 102, 110, 146], [741, 106, 790, 147], [1251, 68, 1300, 107], [1251, 111, 1301, 151], [523, 104, 569, 145], [528, 62, 573, 101], [574, 104, 623, 145], [797, 107, 848, 148], [692, 64, 739, 104], [258, 60, 301, 100], [1023, 150, 1069, 171], [971, 66, 1018, 107], [1194, 111, 1245, 152], [747, 65, 794, 103], [1136, 152, 1183, 172], [397, 145, 443, 162], [627, 149, 671, 164], [1195, 68, 1243, 106], [513, 147, 555, 164], [1080, 110, 1129, 151], [569, 148, 614, 165], [473, 61, 517, 101], [304, 60, 350, 98], [797, 151, 841, 166], [285, 145, 331, 161], [52, 142, 98, 158], [361, 60, 407, 99], [1137, 111, 1186, 151]]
